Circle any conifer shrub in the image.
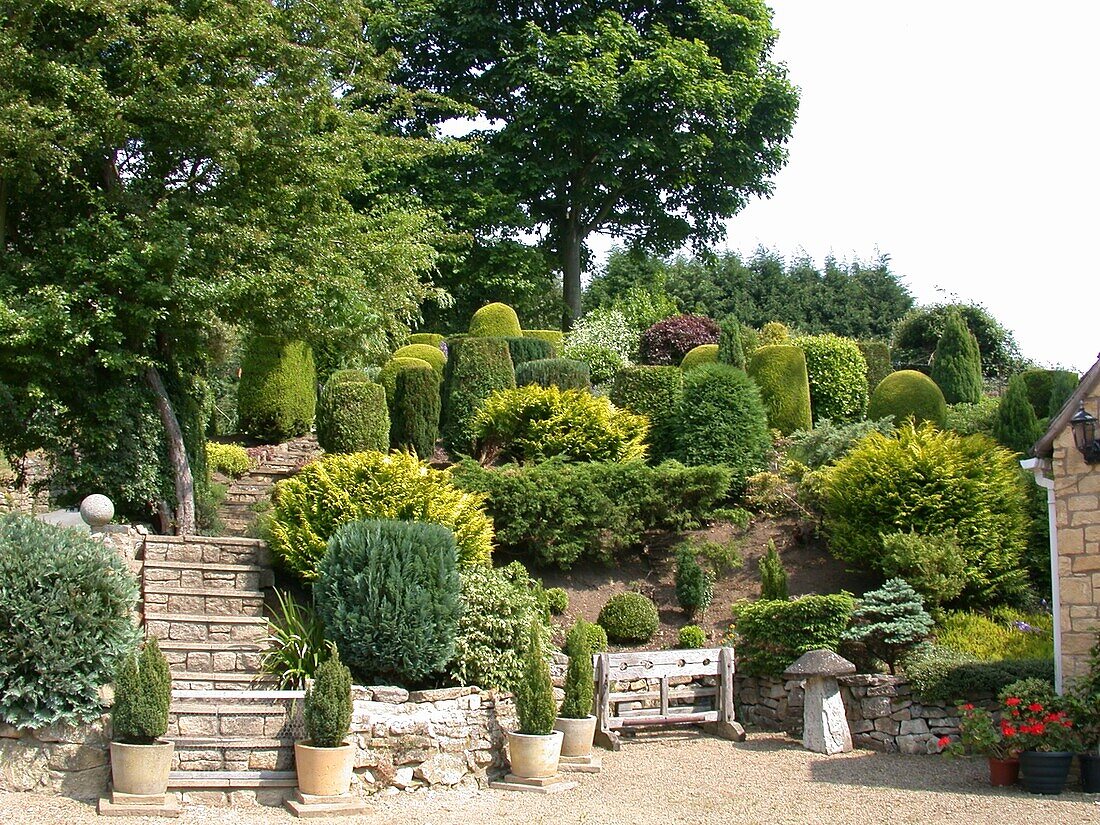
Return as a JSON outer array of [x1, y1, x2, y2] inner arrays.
[[739, 324, 761, 358], [640, 314, 720, 366], [879, 531, 966, 612], [794, 334, 868, 424], [505, 337, 553, 367], [441, 337, 515, 455], [207, 442, 252, 478], [392, 344, 446, 378], [758, 540, 788, 600], [472, 385, 648, 464], [821, 423, 1030, 606], [0, 514, 140, 727], [857, 341, 892, 394], [867, 370, 947, 428], [326, 369, 373, 386], [523, 330, 564, 356], [759, 321, 791, 346], [746, 345, 813, 435], [717, 316, 745, 368], [560, 621, 596, 719], [111, 638, 172, 744], [237, 336, 316, 441], [267, 451, 493, 579], [678, 625, 707, 649], [676, 363, 770, 491], [469, 302, 523, 338], [1048, 370, 1079, 417], [732, 594, 856, 676], [390, 363, 441, 458], [316, 379, 389, 454], [578, 620, 609, 655], [516, 623, 556, 735], [992, 373, 1041, 455], [944, 397, 1000, 437], [303, 650, 352, 748], [785, 418, 895, 470], [841, 579, 934, 673], [680, 344, 719, 370], [315, 519, 461, 686], [380, 356, 434, 405], [598, 592, 659, 643], [610, 365, 683, 460], [409, 332, 445, 348], [515, 358, 591, 390], [675, 546, 714, 617], [546, 588, 569, 616], [930, 311, 983, 405]]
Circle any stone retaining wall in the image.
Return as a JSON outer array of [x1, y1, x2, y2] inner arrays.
[[0, 719, 110, 800]]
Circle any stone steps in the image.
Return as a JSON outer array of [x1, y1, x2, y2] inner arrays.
[[146, 614, 269, 643], [170, 672, 279, 690], [144, 535, 270, 567], [216, 435, 320, 537], [143, 558, 274, 592], [145, 586, 267, 618], [159, 640, 267, 676]]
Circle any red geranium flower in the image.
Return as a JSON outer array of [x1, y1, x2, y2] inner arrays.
[[1028, 702, 1044, 712], [937, 736, 951, 749], [1005, 697, 1021, 707], [1001, 723, 1017, 737], [962, 703, 975, 711]]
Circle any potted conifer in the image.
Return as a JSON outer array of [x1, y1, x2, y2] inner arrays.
[[554, 620, 597, 759], [295, 650, 355, 796], [507, 623, 563, 778], [109, 638, 174, 796]]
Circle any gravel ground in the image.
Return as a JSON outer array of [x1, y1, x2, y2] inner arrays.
[[3, 732, 1100, 825]]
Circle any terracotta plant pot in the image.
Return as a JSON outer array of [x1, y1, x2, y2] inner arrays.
[[553, 716, 597, 758], [506, 730, 564, 779], [294, 740, 356, 797], [1080, 753, 1100, 793], [109, 740, 175, 796], [1019, 750, 1073, 795], [987, 755, 1019, 787]]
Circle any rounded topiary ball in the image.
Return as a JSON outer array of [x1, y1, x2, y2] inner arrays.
[[469, 302, 522, 338], [392, 344, 445, 377], [868, 370, 948, 428], [598, 592, 660, 643], [681, 344, 719, 370]]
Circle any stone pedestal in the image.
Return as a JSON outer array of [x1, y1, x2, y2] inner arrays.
[[97, 789, 181, 817], [489, 773, 578, 794], [283, 790, 369, 818], [559, 754, 602, 773], [803, 676, 852, 755]]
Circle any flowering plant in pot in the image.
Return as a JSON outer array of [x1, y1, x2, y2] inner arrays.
[[109, 638, 174, 796], [939, 702, 1019, 786], [508, 622, 563, 779], [1001, 686, 1077, 795], [1069, 632, 1100, 792], [553, 620, 599, 759], [295, 651, 354, 797]]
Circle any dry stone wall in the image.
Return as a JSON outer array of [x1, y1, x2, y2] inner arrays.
[[0, 719, 110, 800]]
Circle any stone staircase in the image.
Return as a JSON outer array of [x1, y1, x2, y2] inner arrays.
[[217, 436, 320, 537]]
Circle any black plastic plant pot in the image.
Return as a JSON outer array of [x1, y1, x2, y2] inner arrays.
[[1020, 750, 1073, 795], [1080, 753, 1100, 793]]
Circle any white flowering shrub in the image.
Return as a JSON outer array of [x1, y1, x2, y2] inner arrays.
[[563, 309, 637, 384]]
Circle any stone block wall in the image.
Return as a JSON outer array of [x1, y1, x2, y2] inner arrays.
[[0, 719, 110, 800]]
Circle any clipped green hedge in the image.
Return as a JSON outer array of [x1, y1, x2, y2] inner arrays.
[[903, 643, 1055, 702], [379, 356, 433, 405], [732, 593, 856, 676], [515, 358, 590, 390], [867, 370, 947, 428], [795, 334, 868, 424], [392, 344, 445, 378], [504, 337, 553, 367], [746, 345, 813, 435], [409, 333, 445, 348], [681, 344, 719, 370], [523, 330, 564, 357], [326, 369, 373, 387], [237, 336, 316, 441], [316, 379, 389, 454], [610, 365, 684, 460], [391, 363, 441, 459], [857, 341, 892, 395], [469, 302, 522, 338], [441, 338, 515, 456]]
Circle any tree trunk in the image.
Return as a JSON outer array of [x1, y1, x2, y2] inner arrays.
[[145, 365, 196, 535], [561, 224, 584, 330]]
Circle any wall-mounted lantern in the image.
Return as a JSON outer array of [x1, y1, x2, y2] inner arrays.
[[1070, 402, 1100, 464]]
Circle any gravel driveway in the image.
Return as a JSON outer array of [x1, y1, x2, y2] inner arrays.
[[3, 732, 1099, 825]]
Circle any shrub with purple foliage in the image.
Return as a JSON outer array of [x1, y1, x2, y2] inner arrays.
[[640, 315, 720, 366]]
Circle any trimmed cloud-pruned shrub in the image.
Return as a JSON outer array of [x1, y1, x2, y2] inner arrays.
[[598, 592, 659, 643], [409, 332, 445, 348], [681, 344, 719, 370], [504, 337, 553, 367], [857, 341, 892, 395], [441, 337, 515, 456], [640, 314, 720, 366], [379, 356, 433, 405], [0, 514, 140, 727], [821, 423, 1030, 606], [732, 593, 856, 676], [523, 329, 564, 357], [267, 451, 493, 580], [515, 358, 591, 390], [610, 365, 684, 460], [795, 334, 868, 424], [316, 378, 389, 455], [469, 302, 522, 338], [392, 344, 445, 378], [391, 362, 441, 459], [931, 310, 983, 405], [746, 344, 812, 435], [867, 370, 947, 428], [238, 336, 316, 441]]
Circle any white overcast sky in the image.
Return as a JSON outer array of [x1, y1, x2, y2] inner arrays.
[[592, 1, 1100, 371]]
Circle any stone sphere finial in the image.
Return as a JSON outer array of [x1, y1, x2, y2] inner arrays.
[[80, 494, 115, 529]]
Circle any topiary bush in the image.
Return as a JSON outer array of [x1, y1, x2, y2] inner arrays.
[[469, 302, 523, 338], [681, 344, 719, 370], [867, 370, 947, 428], [516, 623, 556, 735], [732, 594, 856, 676], [758, 540, 788, 600], [392, 344, 446, 378], [111, 638, 171, 744], [207, 442, 251, 478], [523, 329, 564, 357], [717, 316, 745, 368], [472, 385, 648, 464], [857, 341, 892, 394], [325, 369, 373, 387], [841, 579, 933, 673], [0, 514, 140, 727], [759, 321, 790, 346], [930, 311, 983, 405], [640, 314, 720, 366], [746, 345, 813, 435], [237, 336, 316, 441], [390, 363, 441, 459], [821, 423, 1030, 606], [992, 373, 1041, 455], [409, 332, 445, 348], [560, 620, 596, 719], [441, 337, 515, 456], [267, 451, 493, 580], [448, 561, 550, 692], [515, 358, 591, 390], [576, 620, 609, 655], [598, 592, 659, 643], [678, 625, 707, 649], [316, 379, 389, 454], [546, 587, 569, 616], [610, 366, 683, 460], [676, 363, 770, 491], [315, 519, 461, 687], [675, 545, 714, 617], [379, 356, 434, 405], [504, 337, 553, 368], [303, 649, 352, 748], [562, 309, 636, 384], [794, 334, 868, 424]]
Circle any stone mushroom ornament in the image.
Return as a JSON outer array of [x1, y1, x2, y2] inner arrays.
[[783, 649, 856, 755]]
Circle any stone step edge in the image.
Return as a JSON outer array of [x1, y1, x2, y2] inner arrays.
[[153, 614, 269, 626], [143, 585, 267, 597], [158, 640, 266, 652], [168, 771, 297, 789], [142, 559, 272, 573], [145, 535, 267, 548], [174, 689, 305, 700], [171, 703, 293, 715], [169, 736, 296, 748]]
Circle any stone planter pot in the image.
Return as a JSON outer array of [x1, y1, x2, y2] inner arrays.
[[294, 741, 356, 797], [1080, 753, 1100, 793], [110, 740, 174, 796], [987, 756, 1019, 787], [507, 730, 564, 779], [1019, 750, 1073, 795], [554, 716, 597, 759]]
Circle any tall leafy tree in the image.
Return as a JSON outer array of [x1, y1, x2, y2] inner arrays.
[[0, 0, 447, 530], [380, 0, 799, 326]]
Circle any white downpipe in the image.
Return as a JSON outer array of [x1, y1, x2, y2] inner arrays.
[[1022, 458, 1062, 694]]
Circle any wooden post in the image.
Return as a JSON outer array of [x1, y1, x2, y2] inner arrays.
[[593, 653, 619, 751]]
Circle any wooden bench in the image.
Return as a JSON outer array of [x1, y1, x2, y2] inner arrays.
[[594, 647, 744, 750]]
